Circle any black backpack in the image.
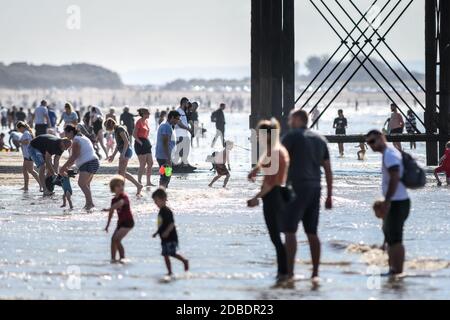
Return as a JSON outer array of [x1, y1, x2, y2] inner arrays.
[[401, 151, 426, 189], [211, 110, 217, 123]]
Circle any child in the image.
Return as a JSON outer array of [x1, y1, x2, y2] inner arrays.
[[59, 175, 74, 210], [208, 141, 233, 188], [357, 142, 367, 160], [152, 188, 189, 276], [434, 141, 450, 186], [104, 176, 135, 263]]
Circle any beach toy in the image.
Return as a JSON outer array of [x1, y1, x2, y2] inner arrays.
[[159, 165, 166, 175], [165, 166, 173, 177]]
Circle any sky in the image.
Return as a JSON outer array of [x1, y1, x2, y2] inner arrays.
[[0, 0, 425, 84]]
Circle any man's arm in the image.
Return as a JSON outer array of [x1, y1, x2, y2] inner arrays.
[[45, 152, 55, 175], [322, 159, 333, 209]]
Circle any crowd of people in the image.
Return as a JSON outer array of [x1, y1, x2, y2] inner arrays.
[[1, 97, 449, 283]]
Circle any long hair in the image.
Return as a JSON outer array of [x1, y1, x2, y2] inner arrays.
[[16, 121, 34, 138], [65, 102, 74, 113]]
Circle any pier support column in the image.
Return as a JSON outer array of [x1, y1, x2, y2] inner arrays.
[[439, 0, 450, 156], [425, 0, 438, 165]]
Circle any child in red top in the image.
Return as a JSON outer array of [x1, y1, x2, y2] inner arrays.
[[104, 176, 135, 263], [434, 141, 450, 186]]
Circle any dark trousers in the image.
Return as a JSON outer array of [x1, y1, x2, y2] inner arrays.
[[262, 186, 288, 276], [157, 159, 171, 188]]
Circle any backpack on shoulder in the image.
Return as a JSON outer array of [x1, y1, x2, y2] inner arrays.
[[401, 151, 426, 189]]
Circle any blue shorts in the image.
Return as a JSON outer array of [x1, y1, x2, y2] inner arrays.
[[120, 147, 133, 160], [161, 241, 178, 257], [28, 146, 45, 168], [61, 177, 73, 195], [79, 159, 100, 174]]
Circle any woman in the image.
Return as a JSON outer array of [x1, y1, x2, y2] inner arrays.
[[133, 108, 154, 187], [105, 119, 143, 195], [16, 121, 41, 191], [58, 102, 79, 128], [90, 106, 108, 159], [60, 125, 100, 211], [247, 118, 290, 284]]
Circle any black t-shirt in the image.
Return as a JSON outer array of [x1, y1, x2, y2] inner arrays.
[[16, 111, 26, 122], [333, 117, 347, 131], [120, 112, 135, 133], [30, 134, 64, 156], [282, 128, 330, 189], [213, 109, 225, 129], [157, 206, 178, 243]]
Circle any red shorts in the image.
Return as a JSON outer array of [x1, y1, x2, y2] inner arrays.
[[435, 165, 450, 178]]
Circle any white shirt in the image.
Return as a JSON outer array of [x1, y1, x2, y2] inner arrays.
[[382, 146, 409, 201], [74, 135, 98, 168], [175, 107, 190, 138], [34, 105, 48, 125], [20, 130, 32, 158]]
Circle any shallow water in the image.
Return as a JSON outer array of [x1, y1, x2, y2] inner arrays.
[[1, 108, 449, 300]]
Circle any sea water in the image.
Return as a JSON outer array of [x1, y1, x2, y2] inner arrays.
[[0, 104, 449, 299]]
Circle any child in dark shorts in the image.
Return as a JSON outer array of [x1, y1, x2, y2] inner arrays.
[[208, 141, 233, 188], [104, 176, 135, 263], [152, 188, 189, 276]]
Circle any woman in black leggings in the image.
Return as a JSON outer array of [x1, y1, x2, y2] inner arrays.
[[247, 118, 290, 284]]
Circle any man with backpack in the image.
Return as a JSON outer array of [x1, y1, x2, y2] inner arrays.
[[366, 129, 411, 276], [211, 103, 226, 148]]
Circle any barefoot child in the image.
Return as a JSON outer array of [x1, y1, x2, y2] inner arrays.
[[434, 141, 450, 186], [60, 175, 73, 209], [208, 140, 233, 188], [152, 188, 189, 276], [104, 176, 135, 263]]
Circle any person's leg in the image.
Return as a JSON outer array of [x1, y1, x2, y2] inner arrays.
[[119, 157, 143, 193], [146, 154, 154, 186], [66, 192, 73, 209], [137, 154, 146, 184], [302, 188, 322, 278], [208, 175, 221, 187], [173, 254, 189, 271], [306, 234, 321, 278], [61, 194, 67, 208], [78, 172, 94, 209], [284, 233, 297, 278], [97, 130, 108, 158], [223, 173, 230, 188], [38, 166, 46, 193], [434, 168, 442, 186], [22, 161, 29, 190], [26, 161, 41, 189], [164, 256, 172, 275], [112, 227, 131, 260]]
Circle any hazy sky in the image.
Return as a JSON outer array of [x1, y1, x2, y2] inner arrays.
[[0, 0, 425, 83]]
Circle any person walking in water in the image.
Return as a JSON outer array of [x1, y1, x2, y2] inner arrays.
[[155, 111, 180, 188], [174, 97, 193, 167], [16, 121, 41, 191], [105, 119, 143, 195], [34, 100, 50, 136], [133, 108, 155, 187], [282, 109, 333, 281], [434, 141, 450, 186], [366, 130, 410, 276], [247, 118, 290, 285], [211, 103, 226, 148], [333, 109, 347, 157], [405, 109, 417, 150], [388, 104, 405, 151]]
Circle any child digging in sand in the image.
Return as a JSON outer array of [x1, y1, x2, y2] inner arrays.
[[208, 140, 233, 188], [152, 188, 189, 276], [104, 176, 135, 263]]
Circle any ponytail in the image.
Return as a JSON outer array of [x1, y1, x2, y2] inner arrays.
[[16, 121, 33, 138]]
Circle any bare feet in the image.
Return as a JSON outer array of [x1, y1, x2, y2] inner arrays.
[[20, 186, 28, 191], [183, 259, 189, 272], [136, 184, 143, 195]]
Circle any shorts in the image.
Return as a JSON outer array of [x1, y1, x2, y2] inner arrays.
[[35, 124, 48, 136], [161, 241, 178, 257], [28, 146, 45, 168], [283, 185, 321, 234], [117, 219, 135, 230], [435, 165, 450, 178], [61, 177, 73, 195], [134, 138, 152, 155], [335, 129, 346, 135], [79, 158, 100, 174], [383, 199, 410, 245], [1, 118, 6, 126], [215, 164, 229, 176], [119, 147, 133, 160], [390, 127, 403, 134]]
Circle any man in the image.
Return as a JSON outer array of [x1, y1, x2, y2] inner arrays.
[[366, 130, 410, 275], [333, 109, 348, 157], [405, 109, 417, 150], [211, 103, 226, 148], [34, 100, 50, 136], [29, 134, 72, 195], [282, 109, 333, 280], [0, 106, 8, 129], [16, 107, 27, 123], [388, 103, 404, 151], [155, 111, 180, 188], [120, 107, 135, 143], [174, 97, 193, 167]]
